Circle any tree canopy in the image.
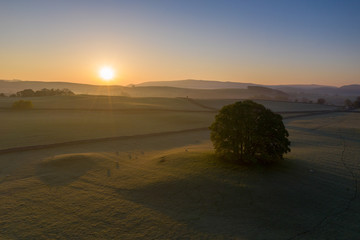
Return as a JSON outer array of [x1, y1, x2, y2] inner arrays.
[[317, 98, 326, 105], [16, 88, 75, 97], [209, 100, 290, 164], [344, 97, 360, 109]]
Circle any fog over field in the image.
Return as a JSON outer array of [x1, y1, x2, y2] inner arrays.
[[1, 79, 360, 105], [1, 91, 359, 239]]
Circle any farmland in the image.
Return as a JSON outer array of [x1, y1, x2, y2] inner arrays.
[[0, 96, 359, 239]]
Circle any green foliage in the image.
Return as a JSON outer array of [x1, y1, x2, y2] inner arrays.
[[12, 100, 34, 110], [209, 100, 290, 164], [16, 88, 75, 97]]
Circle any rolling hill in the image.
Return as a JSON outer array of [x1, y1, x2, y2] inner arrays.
[[132, 79, 259, 89], [0, 79, 288, 100], [1, 79, 359, 103]]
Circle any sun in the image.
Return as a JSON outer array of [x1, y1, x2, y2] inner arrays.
[[99, 66, 115, 81]]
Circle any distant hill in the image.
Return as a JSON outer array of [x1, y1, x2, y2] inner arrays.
[[134, 80, 360, 104], [133, 79, 259, 89], [135, 80, 360, 95], [0, 79, 288, 100], [1, 79, 359, 103], [125, 85, 289, 100], [270, 84, 334, 90], [0, 80, 99, 94], [134, 80, 340, 90], [272, 84, 360, 97], [339, 85, 360, 95]]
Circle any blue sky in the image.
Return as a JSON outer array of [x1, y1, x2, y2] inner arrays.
[[0, 0, 359, 86]]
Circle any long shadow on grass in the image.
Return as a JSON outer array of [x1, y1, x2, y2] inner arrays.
[[117, 159, 357, 239], [36, 154, 98, 186]]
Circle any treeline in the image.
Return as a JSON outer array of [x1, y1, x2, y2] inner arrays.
[[293, 96, 360, 107], [294, 97, 327, 104], [344, 97, 360, 109], [0, 88, 75, 97]]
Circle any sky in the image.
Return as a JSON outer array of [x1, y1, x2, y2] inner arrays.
[[0, 0, 359, 86]]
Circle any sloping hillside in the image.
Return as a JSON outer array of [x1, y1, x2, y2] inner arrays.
[[133, 79, 258, 89], [2, 79, 359, 103], [0, 80, 288, 100]]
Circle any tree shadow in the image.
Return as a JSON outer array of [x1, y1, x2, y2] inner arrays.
[[36, 153, 98, 186], [116, 158, 356, 239]]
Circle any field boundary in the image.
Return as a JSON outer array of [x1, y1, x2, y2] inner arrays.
[[0, 127, 209, 155], [182, 97, 219, 111], [0, 107, 217, 113], [0, 110, 355, 155], [280, 110, 343, 119]]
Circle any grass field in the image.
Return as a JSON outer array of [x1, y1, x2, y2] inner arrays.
[[0, 95, 340, 111], [0, 97, 358, 239], [0, 95, 209, 110], [0, 109, 213, 149], [0, 96, 341, 150], [196, 99, 340, 112]]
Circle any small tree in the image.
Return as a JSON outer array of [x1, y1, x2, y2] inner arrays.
[[354, 96, 360, 109], [16, 89, 35, 97], [209, 100, 290, 164], [344, 99, 353, 108], [317, 98, 326, 104], [12, 100, 33, 110]]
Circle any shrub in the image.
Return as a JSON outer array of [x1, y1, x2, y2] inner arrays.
[[209, 100, 290, 164], [344, 99, 353, 108], [317, 98, 326, 104], [12, 100, 33, 110], [354, 96, 360, 108]]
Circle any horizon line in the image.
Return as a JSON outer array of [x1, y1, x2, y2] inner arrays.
[[1, 78, 357, 88]]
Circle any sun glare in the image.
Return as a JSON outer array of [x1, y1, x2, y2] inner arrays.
[[99, 66, 115, 81]]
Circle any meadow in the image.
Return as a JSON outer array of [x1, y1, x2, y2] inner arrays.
[[0, 95, 339, 150], [0, 96, 359, 239]]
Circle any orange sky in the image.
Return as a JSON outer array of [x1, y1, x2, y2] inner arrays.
[[1, 1, 359, 87]]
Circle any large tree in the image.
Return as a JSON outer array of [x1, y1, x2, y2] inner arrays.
[[209, 100, 290, 164]]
